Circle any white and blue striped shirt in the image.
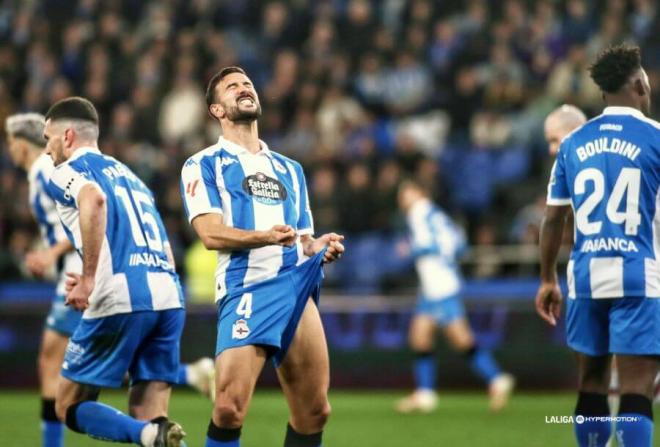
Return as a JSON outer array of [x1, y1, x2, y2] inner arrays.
[[48, 147, 184, 318], [28, 153, 82, 296], [547, 106, 660, 299], [407, 198, 466, 300], [180, 137, 314, 301]]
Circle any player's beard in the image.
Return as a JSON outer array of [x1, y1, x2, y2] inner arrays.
[[224, 99, 262, 124]]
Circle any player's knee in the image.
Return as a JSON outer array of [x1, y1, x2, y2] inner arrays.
[[296, 398, 331, 431], [213, 396, 248, 427]]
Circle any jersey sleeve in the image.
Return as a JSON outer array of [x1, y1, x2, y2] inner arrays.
[[48, 163, 101, 209], [546, 149, 571, 206], [407, 207, 438, 257], [180, 156, 223, 224], [295, 163, 314, 235]]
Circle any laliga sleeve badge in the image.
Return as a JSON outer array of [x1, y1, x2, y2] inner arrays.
[[232, 319, 250, 339]]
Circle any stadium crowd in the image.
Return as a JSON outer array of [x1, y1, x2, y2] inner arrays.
[[1, 0, 659, 292]]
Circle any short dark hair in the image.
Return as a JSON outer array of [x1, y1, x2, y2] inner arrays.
[[205, 66, 247, 108], [45, 96, 99, 125], [589, 44, 642, 94]]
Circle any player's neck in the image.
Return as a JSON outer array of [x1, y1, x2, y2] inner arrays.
[[22, 149, 42, 172], [605, 96, 642, 113], [222, 121, 260, 154]]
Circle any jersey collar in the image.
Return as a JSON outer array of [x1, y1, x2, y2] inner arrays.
[[218, 136, 272, 158], [602, 106, 646, 119], [67, 146, 101, 163], [27, 152, 51, 183]]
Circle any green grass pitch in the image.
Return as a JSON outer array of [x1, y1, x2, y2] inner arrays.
[[1, 390, 657, 446]]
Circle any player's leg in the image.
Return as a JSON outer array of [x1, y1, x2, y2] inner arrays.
[[614, 355, 658, 447], [395, 314, 438, 413], [57, 312, 183, 445], [442, 317, 514, 410], [128, 308, 187, 445], [173, 358, 216, 400], [568, 298, 613, 447], [608, 296, 660, 447], [38, 328, 69, 447], [277, 298, 331, 447], [55, 376, 162, 445], [206, 345, 267, 447]]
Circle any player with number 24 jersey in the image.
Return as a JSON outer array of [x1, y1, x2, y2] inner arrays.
[[547, 105, 660, 355]]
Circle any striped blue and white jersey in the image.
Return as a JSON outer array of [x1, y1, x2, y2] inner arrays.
[[547, 106, 660, 299], [48, 147, 184, 318], [406, 198, 466, 300], [180, 137, 314, 301], [28, 153, 82, 296]]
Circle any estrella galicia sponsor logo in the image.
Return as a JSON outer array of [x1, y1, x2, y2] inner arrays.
[[242, 172, 287, 205]]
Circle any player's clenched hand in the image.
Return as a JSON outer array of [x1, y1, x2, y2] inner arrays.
[[535, 281, 562, 326], [266, 225, 297, 247], [65, 272, 94, 311], [313, 233, 345, 264], [25, 249, 56, 277]]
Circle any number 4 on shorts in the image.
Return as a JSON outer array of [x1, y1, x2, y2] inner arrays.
[[236, 293, 253, 319]]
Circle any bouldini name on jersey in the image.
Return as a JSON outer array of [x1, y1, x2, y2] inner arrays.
[[129, 252, 174, 270], [576, 137, 641, 162], [242, 172, 288, 205]]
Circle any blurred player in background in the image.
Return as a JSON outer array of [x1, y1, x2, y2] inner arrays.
[[537, 45, 659, 447], [545, 105, 587, 158], [44, 97, 186, 446], [395, 180, 514, 413], [181, 66, 344, 447], [5, 113, 82, 447]]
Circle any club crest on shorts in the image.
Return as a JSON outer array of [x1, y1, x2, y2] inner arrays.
[[232, 319, 250, 339]]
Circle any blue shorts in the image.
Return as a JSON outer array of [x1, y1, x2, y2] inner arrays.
[[45, 295, 82, 337], [61, 308, 185, 388], [566, 297, 660, 356], [415, 294, 466, 326], [216, 250, 325, 367]]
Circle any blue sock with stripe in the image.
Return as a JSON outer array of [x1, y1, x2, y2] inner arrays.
[[574, 392, 611, 447], [206, 421, 241, 446], [465, 346, 501, 384], [615, 394, 653, 447], [42, 398, 63, 447], [413, 351, 436, 390], [175, 363, 189, 386], [66, 401, 147, 443]]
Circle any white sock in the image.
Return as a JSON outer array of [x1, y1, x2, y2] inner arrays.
[[140, 423, 158, 447]]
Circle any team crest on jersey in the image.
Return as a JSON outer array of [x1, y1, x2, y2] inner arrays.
[[272, 159, 288, 175], [232, 319, 250, 339], [242, 172, 288, 205]]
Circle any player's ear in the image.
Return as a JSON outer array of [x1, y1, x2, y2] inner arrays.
[[633, 78, 646, 98], [63, 127, 75, 148], [209, 104, 224, 120]]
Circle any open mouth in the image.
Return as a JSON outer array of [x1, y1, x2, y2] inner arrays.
[[238, 95, 255, 106]]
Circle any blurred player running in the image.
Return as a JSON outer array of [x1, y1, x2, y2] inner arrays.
[[44, 97, 186, 446], [395, 180, 514, 413], [181, 66, 344, 447], [5, 113, 82, 447], [537, 45, 659, 447]]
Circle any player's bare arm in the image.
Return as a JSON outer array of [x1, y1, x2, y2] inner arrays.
[[300, 233, 345, 264], [25, 239, 73, 277], [536, 204, 570, 326], [191, 212, 297, 251], [65, 183, 106, 311]]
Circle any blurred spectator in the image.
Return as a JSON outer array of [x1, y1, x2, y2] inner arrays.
[[0, 0, 658, 292]]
